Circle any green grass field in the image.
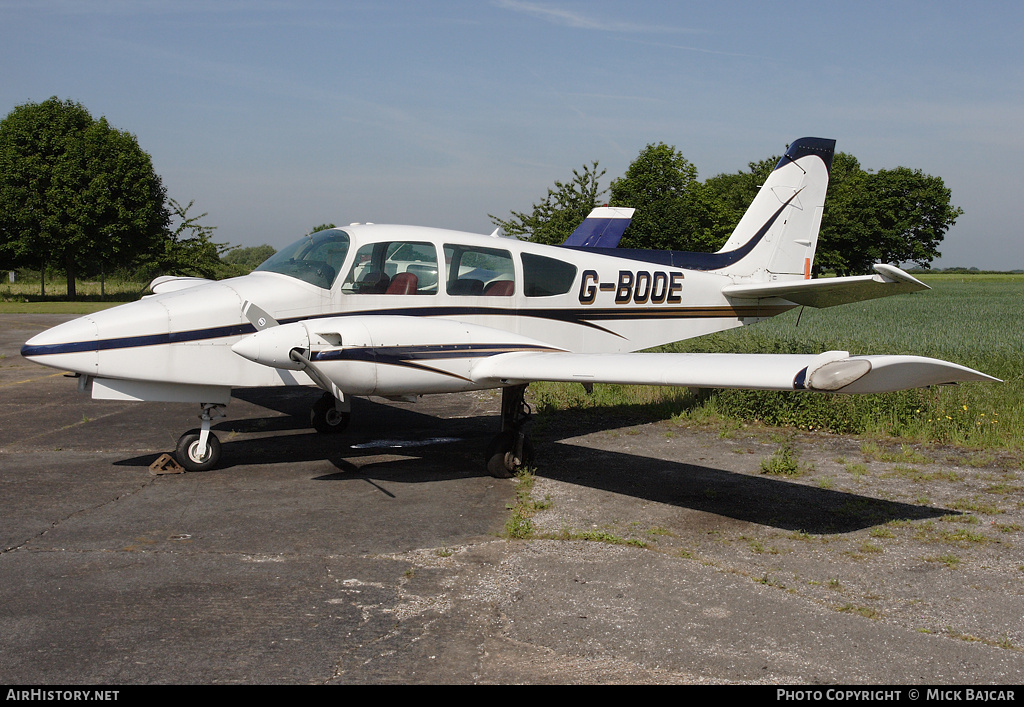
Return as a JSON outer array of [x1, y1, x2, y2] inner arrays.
[[1, 274, 153, 312], [532, 274, 1024, 451], [1, 275, 145, 308]]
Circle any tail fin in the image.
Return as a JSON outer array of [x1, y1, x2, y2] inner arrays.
[[556, 139, 834, 278], [716, 137, 835, 280]]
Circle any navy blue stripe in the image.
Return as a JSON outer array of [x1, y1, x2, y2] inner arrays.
[[312, 343, 558, 364], [559, 190, 797, 270], [22, 304, 790, 358], [310, 343, 561, 383], [21, 323, 256, 358], [290, 303, 789, 324]]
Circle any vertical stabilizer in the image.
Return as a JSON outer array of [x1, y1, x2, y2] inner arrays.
[[717, 137, 835, 280]]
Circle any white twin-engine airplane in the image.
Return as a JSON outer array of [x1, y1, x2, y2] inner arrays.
[[22, 138, 996, 475]]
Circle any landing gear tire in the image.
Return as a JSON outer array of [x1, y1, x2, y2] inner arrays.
[[311, 393, 350, 434], [485, 430, 534, 478], [176, 429, 222, 472], [486, 383, 534, 478]]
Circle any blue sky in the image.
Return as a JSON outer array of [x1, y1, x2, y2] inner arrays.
[[2, 1, 1022, 269]]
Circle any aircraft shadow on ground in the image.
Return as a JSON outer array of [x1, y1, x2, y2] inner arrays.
[[115, 390, 498, 484], [115, 389, 952, 534], [536, 440, 949, 534], [524, 401, 954, 532]]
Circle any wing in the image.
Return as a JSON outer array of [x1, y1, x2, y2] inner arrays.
[[471, 349, 998, 394], [232, 315, 997, 396], [722, 264, 927, 308]]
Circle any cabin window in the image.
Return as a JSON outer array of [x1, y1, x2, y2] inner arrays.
[[443, 245, 515, 296], [254, 229, 350, 289], [340, 241, 439, 294], [521, 253, 577, 296]]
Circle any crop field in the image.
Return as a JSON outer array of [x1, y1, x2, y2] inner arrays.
[[532, 274, 1024, 452]]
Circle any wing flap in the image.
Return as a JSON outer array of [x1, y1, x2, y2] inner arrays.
[[471, 349, 997, 394], [722, 264, 928, 308]]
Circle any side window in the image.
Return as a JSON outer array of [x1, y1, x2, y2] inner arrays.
[[522, 253, 578, 297], [341, 241, 438, 294], [443, 245, 515, 296]]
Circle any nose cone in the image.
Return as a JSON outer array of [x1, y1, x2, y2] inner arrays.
[[231, 322, 309, 369], [22, 315, 100, 374], [22, 297, 173, 376]]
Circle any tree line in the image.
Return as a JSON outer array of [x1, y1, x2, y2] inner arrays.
[[491, 142, 963, 276], [2, 97, 963, 300], [0, 97, 229, 297]]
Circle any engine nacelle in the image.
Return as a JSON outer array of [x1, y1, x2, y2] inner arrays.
[[232, 315, 562, 396]]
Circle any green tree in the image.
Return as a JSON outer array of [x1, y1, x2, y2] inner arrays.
[[222, 244, 276, 273], [703, 156, 777, 225], [488, 142, 960, 274], [0, 97, 170, 297], [812, 152, 871, 275], [151, 198, 227, 278], [823, 166, 962, 274], [490, 162, 607, 245], [609, 142, 731, 252]]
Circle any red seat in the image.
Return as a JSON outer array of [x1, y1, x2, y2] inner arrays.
[[483, 280, 514, 296], [386, 272, 419, 295]]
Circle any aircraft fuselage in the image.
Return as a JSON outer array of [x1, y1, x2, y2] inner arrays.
[[22, 224, 791, 402]]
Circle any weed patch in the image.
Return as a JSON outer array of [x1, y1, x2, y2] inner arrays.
[[760, 443, 807, 477]]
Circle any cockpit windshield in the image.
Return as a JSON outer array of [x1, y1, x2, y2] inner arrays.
[[253, 230, 351, 289]]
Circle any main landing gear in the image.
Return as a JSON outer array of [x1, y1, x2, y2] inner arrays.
[[175, 403, 225, 472], [485, 384, 534, 478]]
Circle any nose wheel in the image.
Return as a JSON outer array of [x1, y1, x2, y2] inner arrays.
[[176, 429, 222, 471], [175, 403, 225, 472]]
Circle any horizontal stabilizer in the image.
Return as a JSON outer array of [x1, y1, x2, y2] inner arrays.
[[722, 264, 928, 308], [471, 349, 997, 394], [562, 207, 636, 248]]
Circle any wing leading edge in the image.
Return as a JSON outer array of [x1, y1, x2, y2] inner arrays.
[[471, 349, 998, 395]]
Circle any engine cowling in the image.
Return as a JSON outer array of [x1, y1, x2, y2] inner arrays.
[[231, 315, 562, 396]]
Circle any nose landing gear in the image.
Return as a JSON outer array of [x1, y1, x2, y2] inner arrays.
[[175, 403, 225, 472]]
